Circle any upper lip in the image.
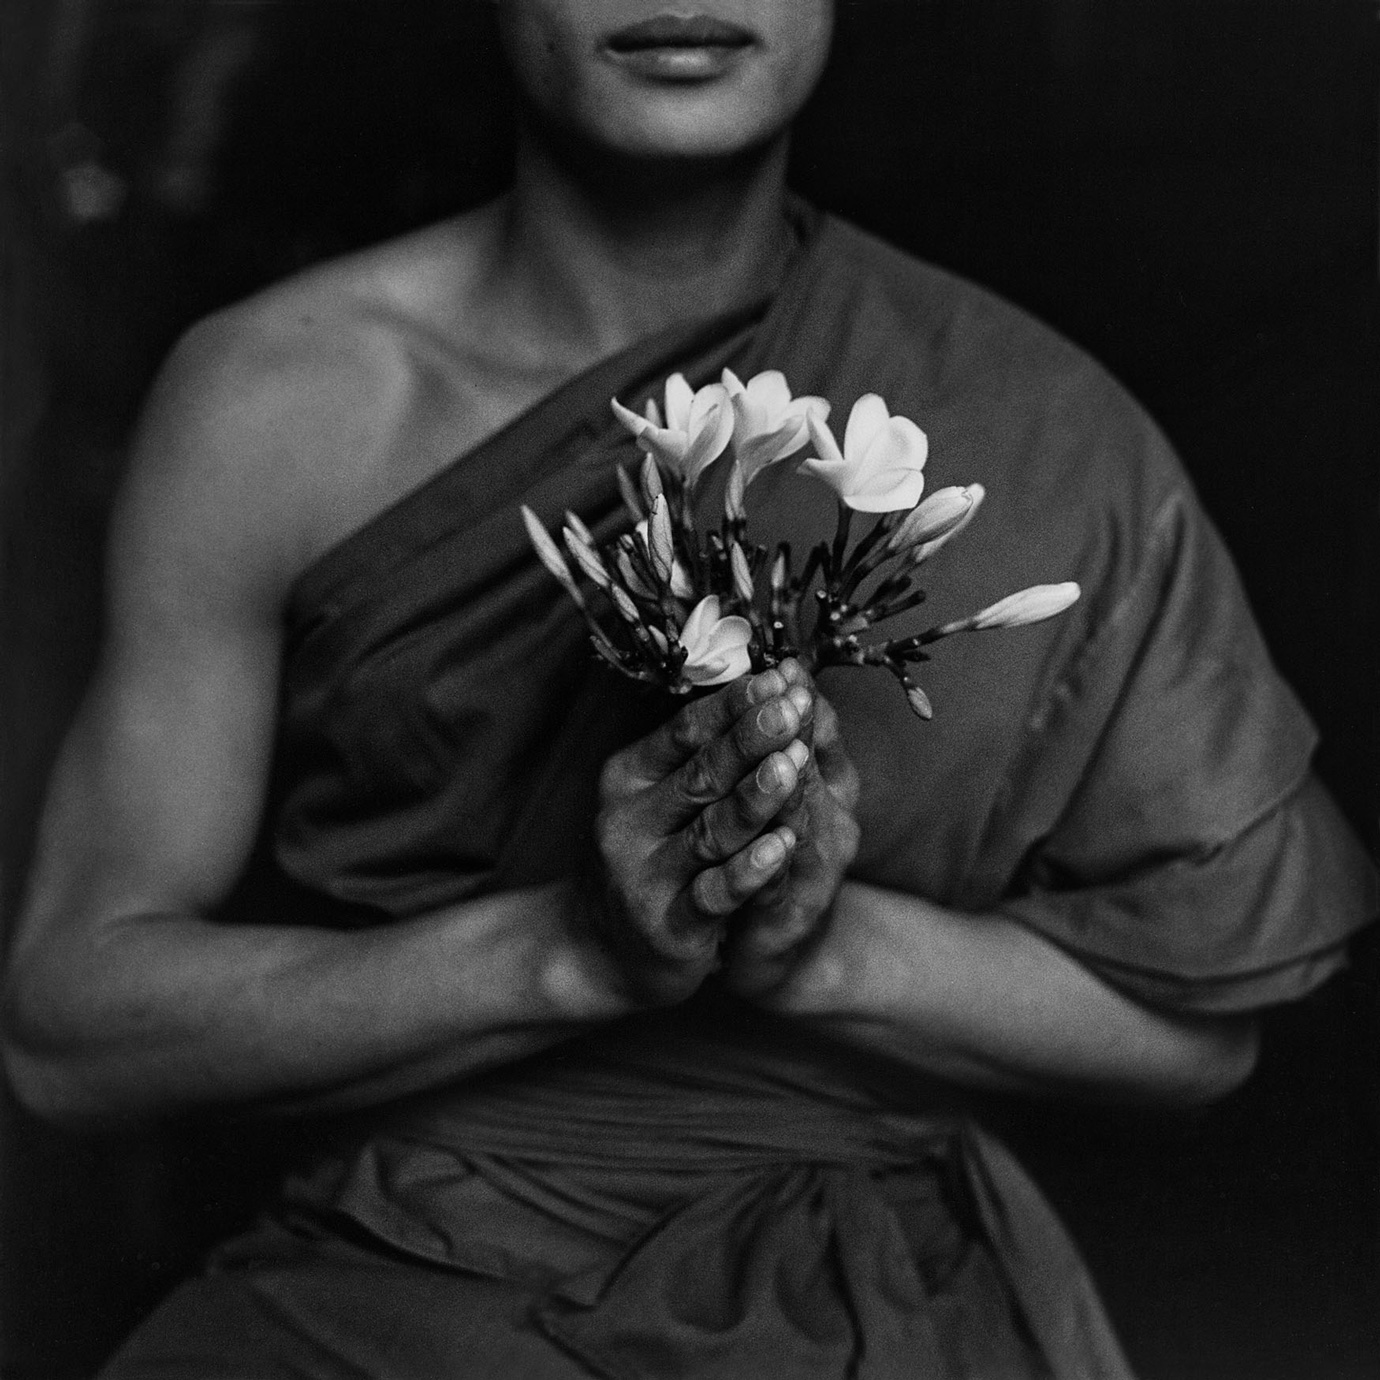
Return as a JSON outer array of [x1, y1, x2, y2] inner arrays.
[[605, 14, 757, 52]]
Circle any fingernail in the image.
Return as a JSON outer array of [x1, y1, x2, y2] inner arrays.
[[788, 686, 812, 720], [748, 670, 785, 704], [753, 834, 785, 869], [757, 699, 792, 735], [756, 754, 785, 791], [785, 739, 809, 771]]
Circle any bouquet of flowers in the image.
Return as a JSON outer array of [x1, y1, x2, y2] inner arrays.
[[522, 369, 1079, 719]]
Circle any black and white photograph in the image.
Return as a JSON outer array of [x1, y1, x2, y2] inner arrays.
[[2, 2, 1377, 1377]]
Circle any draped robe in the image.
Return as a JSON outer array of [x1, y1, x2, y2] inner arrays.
[[102, 206, 1377, 1380]]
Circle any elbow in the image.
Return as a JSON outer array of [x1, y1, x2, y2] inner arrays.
[[1165, 1016, 1260, 1108], [1, 959, 125, 1131]]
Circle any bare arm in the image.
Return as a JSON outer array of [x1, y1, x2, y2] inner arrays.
[[0, 323, 811, 1127], [726, 686, 1259, 1108], [773, 884, 1258, 1106]]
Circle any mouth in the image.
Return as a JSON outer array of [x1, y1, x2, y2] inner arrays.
[[604, 14, 757, 82]]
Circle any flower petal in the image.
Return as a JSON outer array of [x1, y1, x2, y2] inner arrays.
[[738, 420, 812, 483], [682, 393, 735, 487], [744, 369, 793, 415], [805, 412, 846, 469], [611, 396, 649, 438], [860, 416, 928, 482], [843, 394, 891, 461], [678, 595, 722, 655], [664, 373, 695, 432], [688, 382, 729, 433], [702, 614, 753, 660], [840, 469, 926, 512], [796, 455, 853, 498]]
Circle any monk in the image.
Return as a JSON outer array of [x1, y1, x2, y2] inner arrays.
[[4, 3, 1374, 1376]]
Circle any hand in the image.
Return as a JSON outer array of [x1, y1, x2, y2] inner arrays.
[[721, 676, 861, 1004], [582, 666, 814, 1007]]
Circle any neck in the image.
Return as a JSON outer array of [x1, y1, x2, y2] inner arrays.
[[481, 130, 794, 365]]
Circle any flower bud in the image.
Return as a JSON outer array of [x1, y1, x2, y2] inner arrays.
[[724, 461, 746, 523], [609, 583, 644, 625], [648, 495, 676, 584], [521, 505, 585, 606], [948, 581, 1081, 634], [906, 685, 934, 720], [669, 558, 695, 601], [616, 546, 655, 599], [888, 487, 973, 554], [770, 545, 789, 597], [617, 465, 644, 522], [912, 483, 985, 564], [639, 452, 664, 509], [730, 541, 755, 604], [563, 526, 612, 590], [564, 510, 596, 548]]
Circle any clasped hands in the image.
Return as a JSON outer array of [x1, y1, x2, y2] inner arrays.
[[587, 659, 860, 1009]]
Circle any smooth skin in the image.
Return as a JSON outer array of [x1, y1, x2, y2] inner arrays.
[[2, 0, 1256, 1129]]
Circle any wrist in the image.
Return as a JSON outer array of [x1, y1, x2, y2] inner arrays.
[[535, 878, 641, 1024], [764, 881, 884, 1020]]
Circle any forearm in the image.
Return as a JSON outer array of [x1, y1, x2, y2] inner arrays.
[[1, 880, 625, 1125], [779, 881, 1258, 1106]]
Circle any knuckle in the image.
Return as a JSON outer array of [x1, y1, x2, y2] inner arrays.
[[818, 704, 847, 750], [733, 703, 776, 757], [684, 808, 727, 865], [724, 675, 756, 718], [593, 808, 627, 862], [677, 749, 722, 806], [735, 772, 777, 827], [669, 703, 709, 758], [689, 869, 731, 918], [599, 753, 633, 803]]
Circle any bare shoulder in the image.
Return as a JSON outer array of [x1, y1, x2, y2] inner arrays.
[[120, 215, 492, 610]]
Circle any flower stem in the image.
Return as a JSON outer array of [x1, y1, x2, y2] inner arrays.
[[829, 502, 853, 589]]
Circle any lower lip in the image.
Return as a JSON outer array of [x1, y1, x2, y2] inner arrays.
[[605, 43, 752, 82]]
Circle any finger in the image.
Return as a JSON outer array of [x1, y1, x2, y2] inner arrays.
[[686, 826, 797, 919], [650, 683, 813, 830], [775, 658, 816, 744], [608, 667, 794, 799], [672, 738, 810, 869], [811, 694, 861, 811]]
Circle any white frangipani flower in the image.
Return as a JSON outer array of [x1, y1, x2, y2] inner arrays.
[[611, 373, 734, 489], [526, 367, 1079, 720], [721, 368, 830, 488], [798, 395, 928, 512], [676, 595, 753, 686]]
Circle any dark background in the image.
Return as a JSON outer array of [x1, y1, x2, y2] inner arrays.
[[1, 1, 1376, 1376]]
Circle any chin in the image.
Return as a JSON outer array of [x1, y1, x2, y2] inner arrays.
[[583, 78, 797, 164]]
